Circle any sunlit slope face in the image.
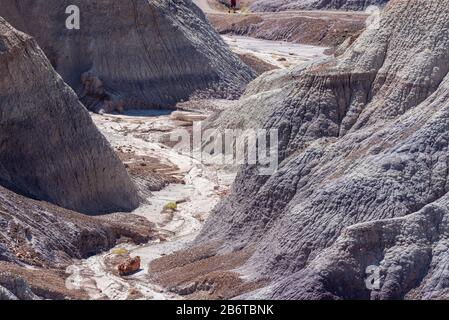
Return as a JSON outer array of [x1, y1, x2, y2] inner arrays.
[[195, 0, 449, 299], [0, 17, 139, 215], [0, 0, 254, 111]]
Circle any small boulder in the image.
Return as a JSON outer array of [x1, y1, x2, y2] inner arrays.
[[118, 256, 141, 276]]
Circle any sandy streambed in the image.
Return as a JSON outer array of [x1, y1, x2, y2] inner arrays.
[[65, 111, 235, 300], [65, 35, 328, 300], [223, 34, 329, 68]]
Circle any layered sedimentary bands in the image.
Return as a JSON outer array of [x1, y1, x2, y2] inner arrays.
[[0, 18, 155, 298], [187, 0, 449, 299], [0, 184, 154, 299], [0, 184, 152, 268], [0, 0, 254, 111], [250, 0, 389, 12], [0, 18, 139, 215], [208, 10, 367, 48]]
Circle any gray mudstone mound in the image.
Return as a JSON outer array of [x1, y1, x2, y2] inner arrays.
[[250, 0, 389, 12], [0, 18, 139, 214], [0, 273, 40, 300], [0, 0, 255, 112], [0, 286, 18, 300], [0, 183, 149, 268], [199, 0, 449, 299]]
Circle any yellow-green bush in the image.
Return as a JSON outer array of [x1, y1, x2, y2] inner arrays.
[[112, 248, 129, 255], [164, 201, 177, 211]]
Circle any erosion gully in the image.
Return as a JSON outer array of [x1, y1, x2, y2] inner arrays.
[[65, 35, 329, 300]]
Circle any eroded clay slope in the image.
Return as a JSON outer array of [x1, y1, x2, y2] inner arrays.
[[0, 184, 153, 268], [195, 0, 449, 299], [0, 18, 139, 214], [250, 0, 389, 12], [208, 10, 367, 48], [0, 0, 255, 111]]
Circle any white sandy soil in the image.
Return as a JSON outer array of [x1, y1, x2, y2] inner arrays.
[[66, 111, 235, 300], [223, 34, 329, 68]]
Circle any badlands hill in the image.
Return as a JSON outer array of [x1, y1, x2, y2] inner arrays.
[[152, 0, 449, 300], [0, 17, 138, 215], [0, 15, 154, 297], [0, 17, 155, 299], [0, 0, 254, 112], [250, 0, 389, 12]]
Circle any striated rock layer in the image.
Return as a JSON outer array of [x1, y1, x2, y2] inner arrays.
[[0, 184, 153, 269], [0, 17, 139, 214], [0, 273, 40, 300], [196, 0, 449, 299], [250, 0, 389, 12], [207, 10, 367, 48], [0, 0, 255, 111], [0, 181, 154, 300]]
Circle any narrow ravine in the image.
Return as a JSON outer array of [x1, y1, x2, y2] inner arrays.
[[66, 110, 235, 300], [65, 35, 330, 300]]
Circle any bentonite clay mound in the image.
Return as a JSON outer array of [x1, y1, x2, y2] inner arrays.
[[0, 0, 255, 112], [154, 0, 449, 300], [250, 0, 389, 12], [0, 17, 139, 214]]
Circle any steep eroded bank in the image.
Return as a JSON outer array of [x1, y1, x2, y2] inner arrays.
[[0, 0, 255, 112], [0, 18, 138, 215], [157, 0, 449, 300]]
